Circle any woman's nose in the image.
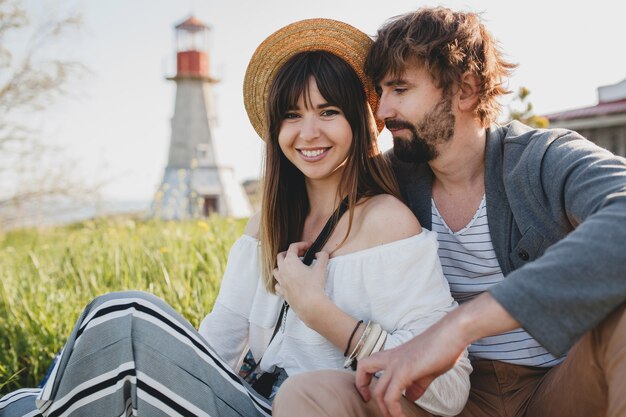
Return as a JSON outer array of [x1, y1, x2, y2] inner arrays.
[[298, 116, 320, 141]]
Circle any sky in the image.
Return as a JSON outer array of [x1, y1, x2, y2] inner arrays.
[[19, 0, 626, 203]]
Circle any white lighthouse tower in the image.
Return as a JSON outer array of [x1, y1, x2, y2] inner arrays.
[[152, 16, 251, 219]]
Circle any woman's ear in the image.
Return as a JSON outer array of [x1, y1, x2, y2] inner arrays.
[[458, 72, 480, 112]]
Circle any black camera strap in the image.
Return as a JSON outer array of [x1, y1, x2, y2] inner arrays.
[[251, 196, 350, 398]]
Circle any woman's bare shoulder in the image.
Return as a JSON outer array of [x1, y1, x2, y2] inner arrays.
[[359, 194, 422, 243]]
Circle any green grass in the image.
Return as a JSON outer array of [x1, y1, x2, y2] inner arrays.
[[0, 216, 246, 394]]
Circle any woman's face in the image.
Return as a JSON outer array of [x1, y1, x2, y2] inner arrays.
[[278, 77, 353, 185]]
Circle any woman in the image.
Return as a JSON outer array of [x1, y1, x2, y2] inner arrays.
[[0, 19, 470, 417]]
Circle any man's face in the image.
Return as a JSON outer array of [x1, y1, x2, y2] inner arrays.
[[376, 65, 456, 163]]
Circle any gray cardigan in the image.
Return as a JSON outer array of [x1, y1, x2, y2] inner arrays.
[[391, 121, 626, 356]]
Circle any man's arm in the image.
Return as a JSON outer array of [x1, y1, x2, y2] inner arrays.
[[355, 292, 519, 417], [493, 129, 626, 355]]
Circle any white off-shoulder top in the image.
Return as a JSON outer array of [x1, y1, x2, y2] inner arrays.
[[199, 229, 471, 416]]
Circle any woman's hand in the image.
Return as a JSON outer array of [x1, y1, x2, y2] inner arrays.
[[273, 241, 330, 324]]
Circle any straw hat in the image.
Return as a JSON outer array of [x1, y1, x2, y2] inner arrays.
[[243, 18, 382, 140]]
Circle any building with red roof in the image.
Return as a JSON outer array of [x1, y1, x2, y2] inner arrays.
[[545, 79, 626, 157]]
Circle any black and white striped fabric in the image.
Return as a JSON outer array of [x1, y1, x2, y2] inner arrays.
[[0, 291, 272, 417], [431, 197, 562, 367], [0, 389, 42, 417]]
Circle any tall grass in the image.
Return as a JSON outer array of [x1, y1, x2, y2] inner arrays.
[[0, 216, 245, 394]]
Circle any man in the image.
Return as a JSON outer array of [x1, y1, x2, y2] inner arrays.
[[272, 7, 626, 417]]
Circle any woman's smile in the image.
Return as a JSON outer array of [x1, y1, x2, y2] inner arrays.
[[297, 147, 332, 161]]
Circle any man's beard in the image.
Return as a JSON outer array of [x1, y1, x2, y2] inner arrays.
[[387, 96, 456, 163]]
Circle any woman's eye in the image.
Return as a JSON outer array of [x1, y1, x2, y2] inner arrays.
[[394, 88, 407, 94], [284, 112, 300, 120], [321, 109, 340, 117]]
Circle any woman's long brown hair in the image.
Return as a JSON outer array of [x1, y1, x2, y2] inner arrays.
[[260, 51, 401, 293]]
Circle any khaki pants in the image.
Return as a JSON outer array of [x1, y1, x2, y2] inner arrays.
[[273, 303, 626, 417]]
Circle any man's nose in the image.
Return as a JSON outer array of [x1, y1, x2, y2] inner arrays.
[[376, 93, 395, 121]]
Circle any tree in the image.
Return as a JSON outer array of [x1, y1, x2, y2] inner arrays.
[[0, 0, 93, 229], [507, 86, 550, 128]]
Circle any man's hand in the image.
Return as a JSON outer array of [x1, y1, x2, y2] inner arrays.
[[355, 293, 520, 417], [355, 313, 467, 417]]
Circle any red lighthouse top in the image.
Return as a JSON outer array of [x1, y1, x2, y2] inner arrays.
[[173, 15, 214, 80], [175, 16, 207, 32]]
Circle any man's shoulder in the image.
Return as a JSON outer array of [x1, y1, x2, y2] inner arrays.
[[493, 120, 585, 151], [489, 121, 595, 172]]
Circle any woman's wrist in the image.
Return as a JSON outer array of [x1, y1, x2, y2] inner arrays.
[[297, 294, 333, 327]]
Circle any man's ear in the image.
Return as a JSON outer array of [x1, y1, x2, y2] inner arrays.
[[458, 72, 480, 112]]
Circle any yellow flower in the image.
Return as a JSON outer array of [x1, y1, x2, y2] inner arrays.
[[197, 221, 210, 231], [159, 247, 169, 253]]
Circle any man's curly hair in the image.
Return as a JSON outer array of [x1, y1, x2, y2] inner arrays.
[[366, 7, 517, 127]]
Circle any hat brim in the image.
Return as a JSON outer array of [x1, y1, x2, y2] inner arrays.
[[243, 18, 382, 141]]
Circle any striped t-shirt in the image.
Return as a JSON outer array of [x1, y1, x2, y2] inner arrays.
[[431, 196, 563, 367]]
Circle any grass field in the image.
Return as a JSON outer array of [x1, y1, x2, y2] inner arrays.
[[0, 216, 246, 395]]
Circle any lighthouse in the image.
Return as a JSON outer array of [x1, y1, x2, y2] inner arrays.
[[152, 16, 252, 219]]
